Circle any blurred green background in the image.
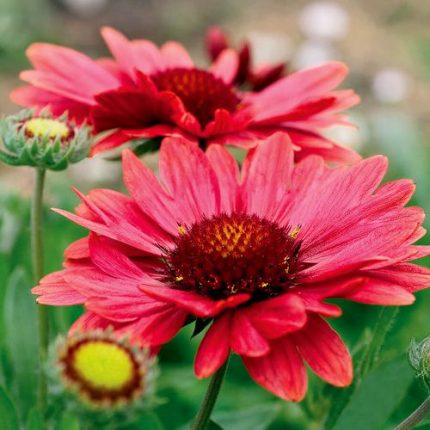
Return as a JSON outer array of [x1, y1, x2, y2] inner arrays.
[[1, 0, 430, 429]]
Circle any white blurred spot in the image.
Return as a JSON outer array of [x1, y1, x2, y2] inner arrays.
[[324, 114, 368, 151], [372, 68, 410, 103], [246, 31, 292, 65], [299, 1, 350, 40], [69, 156, 121, 184], [61, 0, 108, 16], [293, 40, 337, 69]]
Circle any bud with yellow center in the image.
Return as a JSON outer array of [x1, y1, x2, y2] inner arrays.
[[0, 109, 91, 170], [25, 118, 71, 140], [56, 330, 154, 408]]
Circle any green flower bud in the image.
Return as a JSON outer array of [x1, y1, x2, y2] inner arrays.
[[409, 337, 430, 389], [0, 110, 91, 171]]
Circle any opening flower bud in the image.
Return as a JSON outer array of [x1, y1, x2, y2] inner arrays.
[[0, 109, 91, 170], [56, 330, 154, 408]]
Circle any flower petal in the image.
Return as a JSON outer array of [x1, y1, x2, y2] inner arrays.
[[158, 137, 221, 225], [241, 132, 294, 219], [244, 293, 307, 339], [248, 62, 350, 123], [139, 283, 250, 317], [206, 144, 240, 214], [195, 313, 232, 378], [293, 314, 353, 387], [243, 336, 307, 401], [230, 311, 270, 357], [210, 48, 239, 84]]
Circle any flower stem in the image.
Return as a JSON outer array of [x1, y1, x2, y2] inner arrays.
[[394, 395, 430, 430], [192, 359, 229, 430], [31, 168, 49, 414]]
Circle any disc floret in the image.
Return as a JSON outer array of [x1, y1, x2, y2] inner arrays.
[[165, 213, 301, 300]]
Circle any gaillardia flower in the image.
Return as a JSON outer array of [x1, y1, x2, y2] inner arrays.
[[56, 330, 153, 408], [0, 110, 91, 170], [33, 133, 430, 400], [12, 27, 359, 162]]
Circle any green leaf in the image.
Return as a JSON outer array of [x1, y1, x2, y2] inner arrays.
[[132, 138, 162, 156], [207, 419, 224, 430], [3, 267, 38, 411], [332, 358, 414, 430], [26, 408, 44, 430], [58, 412, 80, 430], [212, 403, 281, 430], [118, 412, 164, 430], [0, 386, 19, 430]]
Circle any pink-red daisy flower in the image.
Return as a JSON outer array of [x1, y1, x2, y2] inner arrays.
[[12, 27, 359, 162], [205, 26, 286, 91], [33, 133, 430, 401]]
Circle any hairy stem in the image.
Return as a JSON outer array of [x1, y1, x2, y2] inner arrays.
[[357, 306, 399, 381], [31, 168, 48, 415]]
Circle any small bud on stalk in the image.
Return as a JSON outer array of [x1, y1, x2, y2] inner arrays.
[[410, 337, 430, 390], [0, 109, 91, 170]]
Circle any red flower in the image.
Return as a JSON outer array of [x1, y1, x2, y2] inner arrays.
[[33, 133, 430, 401], [205, 26, 286, 91], [12, 27, 360, 162]]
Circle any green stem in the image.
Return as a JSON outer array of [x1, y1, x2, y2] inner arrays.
[[192, 359, 229, 430], [394, 395, 430, 430], [31, 168, 48, 415]]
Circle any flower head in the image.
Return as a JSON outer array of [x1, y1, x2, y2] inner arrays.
[[0, 110, 91, 170], [56, 330, 153, 408], [33, 133, 430, 400], [12, 27, 359, 162]]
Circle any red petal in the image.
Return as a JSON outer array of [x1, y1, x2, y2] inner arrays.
[[248, 61, 350, 122], [210, 48, 239, 84], [195, 313, 231, 378], [158, 137, 221, 224], [206, 144, 240, 214], [244, 293, 307, 339], [243, 337, 307, 401], [293, 315, 353, 387], [230, 311, 270, 357], [241, 132, 294, 219], [122, 148, 180, 235], [32, 270, 85, 305], [118, 305, 187, 345], [139, 283, 250, 317], [205, 26, 229, 61]]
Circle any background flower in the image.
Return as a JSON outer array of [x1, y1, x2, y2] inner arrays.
[[11, 27, 359, 162]]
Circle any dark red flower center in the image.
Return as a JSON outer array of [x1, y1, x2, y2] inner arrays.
[[164, 213, 301, 300], [151, 68, 240, 127]]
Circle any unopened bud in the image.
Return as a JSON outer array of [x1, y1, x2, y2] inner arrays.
[[0, 110, 91, 170]]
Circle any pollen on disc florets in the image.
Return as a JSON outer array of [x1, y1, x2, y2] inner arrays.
[[165, 213, 302, 300], [151, 68, 240, 127], [57, 330, 150, 408], [24, 117, 71, 140]]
